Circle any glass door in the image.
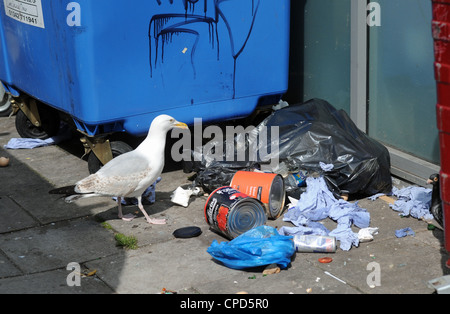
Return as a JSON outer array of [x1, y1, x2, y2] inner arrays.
[[288, 0, 440, 184], [368, 0, 440, 183]]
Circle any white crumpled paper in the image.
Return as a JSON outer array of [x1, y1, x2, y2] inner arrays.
[[171, 186, 201, 207]]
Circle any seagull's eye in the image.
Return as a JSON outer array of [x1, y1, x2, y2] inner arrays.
[[170, 119, 174, 122]]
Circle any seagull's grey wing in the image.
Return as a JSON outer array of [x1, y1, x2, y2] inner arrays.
[[96, 151, 150, 176], [75, 152, 152, 196]]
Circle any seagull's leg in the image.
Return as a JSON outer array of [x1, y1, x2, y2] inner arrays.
[[117, 197, 136, 221], [137, 196, 166, 224], [117, 197, 123, 218]]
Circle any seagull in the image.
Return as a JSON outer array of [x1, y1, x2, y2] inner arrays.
[[49, 114, 188, 224]]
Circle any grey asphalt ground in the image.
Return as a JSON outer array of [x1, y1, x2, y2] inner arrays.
[[0, 113, 449, 296]]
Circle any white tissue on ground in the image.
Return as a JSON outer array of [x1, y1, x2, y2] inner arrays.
[[171, 186, 201, 207]]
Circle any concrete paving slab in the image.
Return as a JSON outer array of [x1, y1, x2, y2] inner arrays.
[[0, 251, 22, 278], [0, 151, 108, 224], [0, 217, 121, 274], [0, 196, 38, 233], [0, 269, 114, 294], [85, 235, 244, 294]]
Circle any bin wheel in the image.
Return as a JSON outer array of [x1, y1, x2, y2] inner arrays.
[[15, 105, 60, 139], [0, 82, 12, 117], [87, 141, 133, 174], [0, 94, 12, 117]]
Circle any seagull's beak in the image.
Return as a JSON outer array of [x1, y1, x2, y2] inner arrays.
[[174, 121, 188, 129]]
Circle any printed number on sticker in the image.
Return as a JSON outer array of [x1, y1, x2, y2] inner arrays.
[[3, 0, 45, 28]]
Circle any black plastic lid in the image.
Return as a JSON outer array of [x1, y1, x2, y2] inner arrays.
[[172, 226, 202, 238]]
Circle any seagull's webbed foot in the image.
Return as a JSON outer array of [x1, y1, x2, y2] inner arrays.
[[137, 196, 166, 225], [117, 197, 137, 221]]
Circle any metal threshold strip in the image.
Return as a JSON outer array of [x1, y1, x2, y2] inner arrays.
[[387, 145, 440, 187]]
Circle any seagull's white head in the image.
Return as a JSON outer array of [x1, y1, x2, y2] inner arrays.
[[148, 114, 188, 136]]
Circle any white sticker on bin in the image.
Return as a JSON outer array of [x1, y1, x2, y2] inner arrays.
[[3, 0, 45, 29]]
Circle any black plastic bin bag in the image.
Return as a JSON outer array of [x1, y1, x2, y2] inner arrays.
[[187, 99, 392, 197]]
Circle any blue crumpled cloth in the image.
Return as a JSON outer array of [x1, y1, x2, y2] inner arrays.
[[4, 124, 72, 149], [395, 227, 415, 238], [281, 176, 370, 251], [369, 186, 433, 220]]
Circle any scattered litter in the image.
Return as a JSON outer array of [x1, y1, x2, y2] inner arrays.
[[379, 195, 396, 205], [280, 176, 370, 251], [272, 99, 289, 111], [292, 234, 336, 253], [204, 186, 267, 239], [0, 156, 9, 167], [358, 227, 379, 243], [230, 171, 286, 219], [171, 185, 200, 207], [172, 226, 202, 238], [428, 173, 443, 227], [395, 227, 415, 238], [324, 271, 346, 285], [4, 123, 72, 149], [160, 288, 177, 294], [391, 186, 433, 220], [369, 185, 433, 220], [287, 196, 299, 208], [318, 257, 333, 264], [81, 269, 97, 277], [286, 170, 308, 188], [306, 288, 312, 293], [319, 162, 334, 172], [368, 193, 386, 201], [263, 263, 281, 275], [206, 226, 295, 270]]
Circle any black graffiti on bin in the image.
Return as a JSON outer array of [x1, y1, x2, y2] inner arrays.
[[150, 0, 260, 98]]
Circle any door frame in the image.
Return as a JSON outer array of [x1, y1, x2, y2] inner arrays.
[[349, 0, 440, 186]]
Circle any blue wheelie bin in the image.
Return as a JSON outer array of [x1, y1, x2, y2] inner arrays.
[[0, 0, 290, 168]]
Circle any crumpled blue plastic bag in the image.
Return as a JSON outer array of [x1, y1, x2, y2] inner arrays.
[[207, 226, 295, 270]]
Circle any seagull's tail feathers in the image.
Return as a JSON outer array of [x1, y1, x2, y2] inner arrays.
[[64, 193, 101, 203], [49, 185, 77, 195], [49, 185, 100, 203]]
